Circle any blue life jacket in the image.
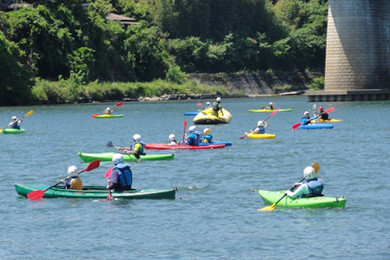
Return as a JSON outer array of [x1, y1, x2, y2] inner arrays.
[[302, 117, 310, 125], [201, 134, 213, 143], [114, 163, 132, 187], [10, 121, 20, 130], [257, 126, 265, 134], [302, 178, 324, 196], [187, 132, 200, 146]]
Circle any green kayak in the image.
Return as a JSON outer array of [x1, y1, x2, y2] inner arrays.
[[258, 190, 346, 208], [3, 128, 26, 134], [78, 152, 174, 163], [15, 184, 176, 199], [93, 114, 124, 119]]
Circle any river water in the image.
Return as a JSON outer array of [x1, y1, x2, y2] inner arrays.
[[0, 96, 389, 259]]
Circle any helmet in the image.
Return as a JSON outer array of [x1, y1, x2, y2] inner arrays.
[[216, 97, 221, 102], [319, 107, 323, 111], [258, 120, 264, 126], [189, 126, 196, 133], [303, 166, 316, 180], [67, 166, 78, 176], [12, 116, 17, 120], [203, 128, 211, 134], [169, 134, 175, 140], [269, 102, 273, 105], [304, 111, 309, 116], [112, 154, 124, 165], [106, 107, 110, 110], [206, 102, 211, 106], [133, 134, 141, 141]]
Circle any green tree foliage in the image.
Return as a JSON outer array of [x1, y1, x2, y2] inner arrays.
[[0, 32, 33, 106]]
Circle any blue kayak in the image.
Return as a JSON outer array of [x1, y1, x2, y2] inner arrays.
[[297, 124, 334, 130], [184, 112, 198, 116], [199, 141, 232, 146]]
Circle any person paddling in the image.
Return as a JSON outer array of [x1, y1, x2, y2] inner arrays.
[[200, 128, 213, 143], [104, 107, 113, 115], [302, 111, 313, 125], [8, 116, 22, 130], [107, 154, 133, 191], [285, 166, 324, 199], [185, 126, 201, 146], [251, 120, 268, 134], [62, 166, 83, 190], [212, 97, 223, 117], [117, 134, 146, 159], [315, 107, 330, 120], [267, 102, 274, 110], [168, 134, 178, 145]]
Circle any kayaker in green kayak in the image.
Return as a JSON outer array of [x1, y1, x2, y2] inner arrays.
[[284, 166, 324, 199], [107, 154, 133, 191], [61, 166, 83, 190], [104, 107, 113, 115], [8, 116, 23, 130], [200, 128, 213, 143], [117, 134, 146, 159]]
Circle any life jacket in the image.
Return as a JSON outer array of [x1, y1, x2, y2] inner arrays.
[[257, 126, 265, 134], [321, 113, 329, 120], [187, 132, 200, 146], [133, 141, 145, 155], [64, 176, 82, 190], [114, 163, 132, 188], [212, 102, 221, 116], [201, 134, 213, 143], [302, 178, 324, 196], [302, 116, 311, 125], [10, 121, 20, 130]]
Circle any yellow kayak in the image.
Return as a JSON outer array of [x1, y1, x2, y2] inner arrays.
[[245, 132, 275, 139], [193, 108, 231, 124], [314, 118, 342, 123]]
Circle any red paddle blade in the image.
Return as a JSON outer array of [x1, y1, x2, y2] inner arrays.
[[292, 123, 301, 130], [105, 168, 113, 178], [239, 134, 247, 139], [84, 160, 100, 172], [197, 103, 201, 107], [27, 190, 45, 201], [107, 192, 112, 201], [184, 120, 188, 128], [91, 113, 98, 118], [116, 102, 123, 107], [324, 107, 334, 113]]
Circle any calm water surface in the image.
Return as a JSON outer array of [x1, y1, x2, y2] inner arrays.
[[1, 97, 389, 259]]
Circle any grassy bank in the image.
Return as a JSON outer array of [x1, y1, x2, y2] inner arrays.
[[31, 79, 230, 104]]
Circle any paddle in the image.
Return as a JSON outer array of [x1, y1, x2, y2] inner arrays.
[[292, 107, 334, 130], [1, 110, 34, 132], [182, 120, 188, 144], [27, 160, 100, 201], [105, 168, 113, 201], [239, 108, 280, 139], [106, 141, 120, 150], [257, 162, 320, 211], [92, 102, 123, 118]]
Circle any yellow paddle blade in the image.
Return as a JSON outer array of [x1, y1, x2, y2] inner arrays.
[[257, 203, 276, 212], [0, 129, 3, 133], [312, 162, 320, 174], [24, 110, 34, 117]]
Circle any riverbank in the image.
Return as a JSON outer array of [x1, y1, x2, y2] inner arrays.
[[29, 72, 321, 104]]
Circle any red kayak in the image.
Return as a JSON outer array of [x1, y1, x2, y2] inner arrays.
[[144, 144, 225, 150]]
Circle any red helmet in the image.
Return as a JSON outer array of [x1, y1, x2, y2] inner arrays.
[[318, 107, 323, 111]]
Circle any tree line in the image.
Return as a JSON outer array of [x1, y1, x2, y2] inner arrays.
[[0, 0, 328, 105]]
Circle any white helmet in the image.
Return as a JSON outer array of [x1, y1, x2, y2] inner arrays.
[[216, 97, 221, 102], [189, 126, 196, 133], [258, 120, 264, 127], [303, 166, 316, 180], [106, 107, 110, 110], [112, 153, 124, 165], [67, 166, 78, 176], [203, 128, 211, 134], [269, 102, 273, 105], [206, 102, 210, 106], [133, 134, 141, 141], [12, 116, 17, 120], [169, 134, 175, 140], [304, 111, 309, 116]]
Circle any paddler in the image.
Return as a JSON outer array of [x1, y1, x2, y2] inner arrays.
[[62, 166, 83, 190], [212, 97, 223, 117], [117, 134, 146, 159], [200, 128, 213, 143], [8, 116, 22, 130], [302, 111, 312, 125], [315, 107, 330, 120], [185, 126, 201, 146], [104, 107, 113, 115], [168, 134, 178, 145], [251, 120, 268, 134], [267, 102, 274, 110], [284, 166, 324, 199], [107, 154, 133, 191]]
